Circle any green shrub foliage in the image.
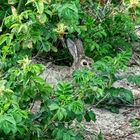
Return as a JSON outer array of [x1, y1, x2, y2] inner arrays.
[[0, 0, 139, 139]]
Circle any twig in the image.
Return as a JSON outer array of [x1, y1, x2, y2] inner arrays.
[[30, 99, 35, 112], [0, 10, 8, 32], [121, 104, 140, 108], [32, 51, 42, 59], [131, 57, 140, 66], [120, 131, 139, 139], [94, 93, 110, 107]]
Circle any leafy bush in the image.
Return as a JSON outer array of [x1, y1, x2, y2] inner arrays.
[[0, 0, 138, 139]]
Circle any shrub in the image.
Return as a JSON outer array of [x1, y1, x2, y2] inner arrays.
[[0, 0, 138, 139]]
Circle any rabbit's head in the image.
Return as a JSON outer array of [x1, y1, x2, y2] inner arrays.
[[67, 38, 93, 69]]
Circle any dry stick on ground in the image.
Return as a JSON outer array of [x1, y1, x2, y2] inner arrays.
[[88, 93, 110, 111], [120, 131, 139, 139], [119, 104, 140, 108], [93, 93, 110, 107], [90, 93, 140, 110]]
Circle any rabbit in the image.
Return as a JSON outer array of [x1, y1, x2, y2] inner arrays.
[[30, 38, 93, 113], [135, 25, 140, 39], [40, 38, 93, 85]]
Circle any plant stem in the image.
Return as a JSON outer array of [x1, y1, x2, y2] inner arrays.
[[17, 0, 27, 14]]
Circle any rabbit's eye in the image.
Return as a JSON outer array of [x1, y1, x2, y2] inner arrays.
[[82, 61, 87, 66]]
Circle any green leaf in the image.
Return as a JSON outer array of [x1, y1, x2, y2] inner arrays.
[[29, 64, 45, 74], [69, 101, 84, 115], [56, 82, 73, 95], [51, 46, 58, 52], [6, 33, 14, 46], [129, 118, 140, 127], [105, 106, 119, 114], [0, 80, 7, 94], [127, 75, 140, 86], [84, 112, 91, 122], [129, 118, 140, 132], [57, 3, 79, 25], [2, 46, 10, 56], [20, 10, 32, 19], [88, 111, 96, 122], [0, 34, 7, 45], [0, 114, 17, 134], [97, 131, 104, 140], [10, 109, 28, 123], [56, 129, 63, 139], [63, 132, 71, 140], [76, 115, 83, 122], [26, 0, 34, 5], [90, 42, 100, 51], [18, 24, 28, 33], [35, 1, 44, 14], [73, 68, 94, 85], [37, 13, 48, 24], [49, 103, 59, 111], [8, 0, 18, 5], [56, 107, 67, 121], [107, 87, 134, 105], [85, 111, 96, 122]]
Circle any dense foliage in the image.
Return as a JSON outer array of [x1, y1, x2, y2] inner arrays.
[[0, 0, 140, 139]]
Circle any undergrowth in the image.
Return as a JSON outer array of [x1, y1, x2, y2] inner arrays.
[[0, 0, 140, 139]]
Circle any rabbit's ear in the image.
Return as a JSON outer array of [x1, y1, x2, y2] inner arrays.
[[67, 38, 78, 63], [74, 39, 84, 56]]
